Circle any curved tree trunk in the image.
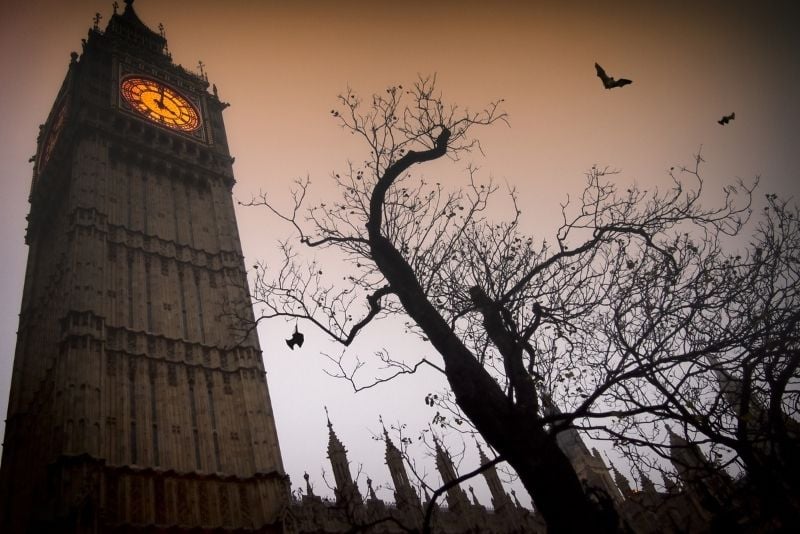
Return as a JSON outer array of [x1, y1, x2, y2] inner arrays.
[[372, 231, 616, 532], [364, 132, 619, 532]]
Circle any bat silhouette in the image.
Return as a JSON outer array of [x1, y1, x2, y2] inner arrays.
[[718, 112, 735, 125], [595, 63, 632, 89], [286, 325, 304, 350]]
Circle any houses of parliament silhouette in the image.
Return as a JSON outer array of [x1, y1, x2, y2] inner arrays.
[[0, 2, 741, 532]]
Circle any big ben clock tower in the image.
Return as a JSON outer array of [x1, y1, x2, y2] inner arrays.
[[0, 1, 290, 532]]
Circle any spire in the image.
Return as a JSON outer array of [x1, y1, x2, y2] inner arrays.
[[433, 436, 470, 513], [636, 467, 658, 495], [665, 424, 732, 507], [611, 464, 633, 498], [104, 0, 167, 57], [510, 489, 523, 508], [324, 409, 363, 509], [664, 424, 692, 451], [303, 472, 315, 497], [476, 440, 489, 464], [124, 1, 137, 17], [468, 486, 481, 507], [383, 424, 414, 497], [475, 439, 514, 514], [665, 423, 702, 470], [325, 407, 347, 464], [666, 424, 703, 475], [706, 355, 743, 409], [433, 436, 455, 482], [367, 477, 378, 501], [422, 485, 433, 506], [541, 392, 593, 465], [118, 0, 160, 35], [662, 472, 680, 494], [665, 423, 683, 445]]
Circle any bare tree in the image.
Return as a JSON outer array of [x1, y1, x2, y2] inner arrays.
[[246, 77, 794, 531], [589, 189, 800, 527]]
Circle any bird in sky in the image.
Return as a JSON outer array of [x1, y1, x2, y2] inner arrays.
[[286, 324, 305, 349], [595, 63, 633, 89], [718, 112, 735, 125]]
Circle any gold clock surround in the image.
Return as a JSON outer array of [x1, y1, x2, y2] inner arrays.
[[120, 76, 201, 132]]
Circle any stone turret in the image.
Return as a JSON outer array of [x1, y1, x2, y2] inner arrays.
[[365, 477, 387, 516], [383, 427, 422, 518], [477, 441, 515, 515], [510, 489, 523, 509], [541, 394, 623, 503], [325, 410, 363, 514], [468, 486, 484, 509], [666, 425, 730, 519], [662, 473, 680, 495], [707, 354, 800, 460], [636, 467, 662, 510], [433, 437, 471, 514], [611, 464, 634, 499], [302, 472, 323, 503], [706, 355, 750, 416]]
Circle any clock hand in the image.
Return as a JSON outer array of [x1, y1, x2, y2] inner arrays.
[[157, 86, 166, 109]]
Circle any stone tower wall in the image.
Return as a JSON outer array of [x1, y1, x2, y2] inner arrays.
[[0, 4, 287, 531]]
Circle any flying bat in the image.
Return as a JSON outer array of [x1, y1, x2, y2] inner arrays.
[[286, 325, 304, 350], [595, 63, 632, 89], [718, 112, 735, 125]]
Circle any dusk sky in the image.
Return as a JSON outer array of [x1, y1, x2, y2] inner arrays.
[[1, 0, 798, 505]]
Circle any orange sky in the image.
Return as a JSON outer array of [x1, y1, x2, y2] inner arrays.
[[1, 0, 798, 504]]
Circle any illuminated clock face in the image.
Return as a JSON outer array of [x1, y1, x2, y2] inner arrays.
[[120, 76, 201, 132]]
